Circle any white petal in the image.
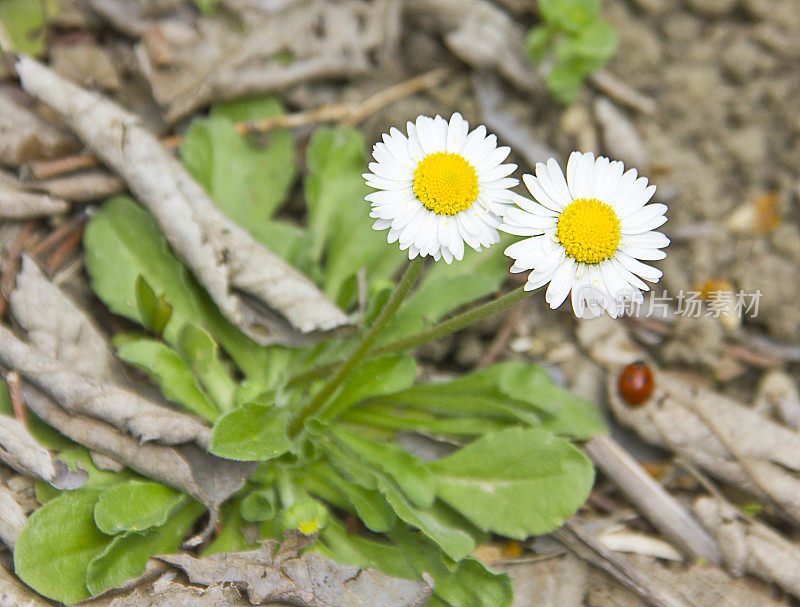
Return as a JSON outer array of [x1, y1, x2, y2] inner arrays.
[[546, 258, 577, 309], [616, 251, 663, 282], [447, 112, 469, 153], [523, 174, 565, 212]]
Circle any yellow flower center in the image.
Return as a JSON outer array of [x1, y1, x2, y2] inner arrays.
[[557, 198, 621, 264], [413, 152, 479, 215]]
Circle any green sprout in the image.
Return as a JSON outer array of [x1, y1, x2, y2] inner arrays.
[[528, 0, 619, 104]]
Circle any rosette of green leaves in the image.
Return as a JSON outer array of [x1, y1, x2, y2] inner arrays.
[[14, 97, 605, 606], [528, 0, 618, 104]]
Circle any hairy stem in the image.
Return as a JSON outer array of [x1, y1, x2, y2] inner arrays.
[[287, 285, 528, 389], [288, 257, 424, 435]]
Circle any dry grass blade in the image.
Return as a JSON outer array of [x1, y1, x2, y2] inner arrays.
[[16, 56, 349, 345], [554, 521, 693, 607]]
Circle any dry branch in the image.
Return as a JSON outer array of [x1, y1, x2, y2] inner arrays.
[[16, 56, 349, 345], [554, 521, 691, 607], [584, 435, 721, 565], [472, 72, 559, 168]]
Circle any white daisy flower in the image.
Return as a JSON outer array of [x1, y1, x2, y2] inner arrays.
[[364, 113, 518, 264], [501, 151, 669, 318]]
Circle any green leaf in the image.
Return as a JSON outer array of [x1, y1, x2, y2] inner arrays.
[[176, 323, 237, 412], [189, 0, 217, 14], [86, 500, 204, 596], [547, 58, 587, 104], [84, 196, 271, 381], [209, 402, 292, 461], [526, 25, 552, 62], [319, 520, 417, 580], [343, 405, 510, 436], [379, 484, 475, 561], [539, 0, 600, 33], [496, 362, 605, 439], [0, 378, 12, 416], [331, 427, 435, 509], [240, 488, 277, 522], [570, 20, 618, 60], [320, 354, 417, 421], [134, 275, 172, 335], [116, 337, 219, 422], [203, 500, 256, 556], [0, 0, 57, 56], [306, 462, 397, 533], [390, 528, 513, 607], [94, 481, 185, 534], [374, 362, 605, 439], [430, 427, 594, 539], [304, 127, 405, 304], [375, 363, 543, 428], [14, 488, 109, 605], [180, 98, 295, 245]]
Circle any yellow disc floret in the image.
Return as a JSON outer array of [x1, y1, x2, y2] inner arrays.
[[413, 152, 479, 215], [557, 198, 621, 264]]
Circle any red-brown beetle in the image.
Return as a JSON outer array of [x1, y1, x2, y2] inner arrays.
[[618, 361, 654, 406]]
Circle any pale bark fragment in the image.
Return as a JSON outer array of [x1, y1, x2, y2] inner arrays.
[[158, 533, 433, 607], [0, 415, 86, 490], [0, 171, 69, 219], [694, 497, 800, 600], [0, 326, 211, 448], [16, 56, 349, 346], [0, 485, 26, 549], [21, 385, 253, 516], [10, 256, 122, 383]]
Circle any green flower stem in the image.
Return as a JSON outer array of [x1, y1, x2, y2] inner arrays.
[[288, 257, 424, 436], [373, 285, 527, 355], [287, 285, 528, 389]]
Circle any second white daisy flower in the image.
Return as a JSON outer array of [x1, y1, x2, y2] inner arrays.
[[501, 151, 669, 318], [364, 113, 518, 264]]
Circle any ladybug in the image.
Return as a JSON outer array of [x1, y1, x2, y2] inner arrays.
[[618, 361, 654, 407]]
